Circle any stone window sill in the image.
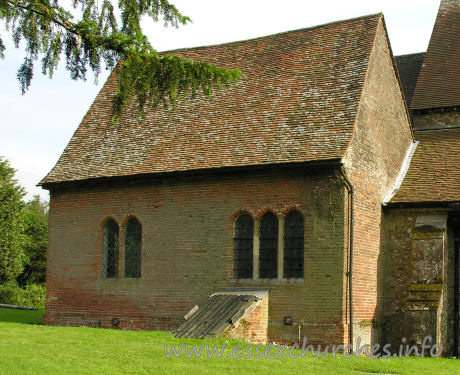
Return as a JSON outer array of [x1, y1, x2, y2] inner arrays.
[[230, 278, 304, 285]]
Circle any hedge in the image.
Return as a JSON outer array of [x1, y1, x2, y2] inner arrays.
[[0, 284, 46, 308]]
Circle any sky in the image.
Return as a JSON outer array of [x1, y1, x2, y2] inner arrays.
[[0, 0, 441, 201]]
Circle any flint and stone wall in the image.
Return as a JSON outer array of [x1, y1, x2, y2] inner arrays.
[[382, 208, 459, 356]]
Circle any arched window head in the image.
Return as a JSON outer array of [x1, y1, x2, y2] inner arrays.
[[259, 212, 278, 279], [124, 218, 142, 278], [233, 214, 253, 279], [102, 219, 119, 278], [284, 210, 304, 278]]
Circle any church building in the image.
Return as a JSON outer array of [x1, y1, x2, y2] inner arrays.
[[40, 0, 459, 356]]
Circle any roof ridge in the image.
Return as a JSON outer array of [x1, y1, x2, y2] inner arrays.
[[159, 12, 383, 54]]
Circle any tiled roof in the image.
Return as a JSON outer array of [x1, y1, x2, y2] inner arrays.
[[410, 0, 460, 110], [391, 129, 460, 203], [394, 53, 425, 106], [173, 294, 260, 339], [41, 14, 382, 185]]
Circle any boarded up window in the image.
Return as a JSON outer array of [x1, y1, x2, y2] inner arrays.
[[284, 210, 304, 278], [124, 218, 142, 278], [259, 212, 278, 279], [102, 219, 119, 278], [233, 214, 253, 279]]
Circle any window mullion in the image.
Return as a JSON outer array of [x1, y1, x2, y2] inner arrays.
[[119, 228, 124, 278], [253, 217, 260, 280], [278, 216, 285, 280]]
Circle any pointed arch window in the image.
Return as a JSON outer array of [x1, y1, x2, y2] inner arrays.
[[259, 212, 278, 279], [124, 218, 142, 278], [284, 210, 304, 278], [233, 214, 254, 279], [102, 219, 119, 278]]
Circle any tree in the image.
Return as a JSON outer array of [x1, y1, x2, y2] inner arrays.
[[0, 157, 26, 284], [18, 195, 48, 285], [0, 0, 242, 119], [0, 159, 48, 286]]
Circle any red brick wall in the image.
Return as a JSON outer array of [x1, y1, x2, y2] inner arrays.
[[44, 167, 348, 345], [227, 294, 269, 344], [344, 19, 414, 345]]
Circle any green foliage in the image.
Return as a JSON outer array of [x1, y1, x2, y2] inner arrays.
[[0, 283, 46, 308], [0, 157, 26, 284], [0, 158, 48, 286], [18, 195, 48, 286], [0, 0, 243, 119]]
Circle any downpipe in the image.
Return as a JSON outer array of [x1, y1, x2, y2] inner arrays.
[[339, 166, 354, 350]]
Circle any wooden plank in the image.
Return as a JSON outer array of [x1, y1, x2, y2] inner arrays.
[[0, 303, 38, 311]]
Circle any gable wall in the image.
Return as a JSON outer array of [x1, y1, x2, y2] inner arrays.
[[344, 19, 414, 346], [44, 167, 348, 345]]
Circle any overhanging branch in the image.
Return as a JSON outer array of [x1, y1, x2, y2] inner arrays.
[[6, 0, 77, 34]]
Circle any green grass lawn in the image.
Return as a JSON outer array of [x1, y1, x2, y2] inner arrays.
[[0, 307, 44, 324], [0, 309, 457, 375]]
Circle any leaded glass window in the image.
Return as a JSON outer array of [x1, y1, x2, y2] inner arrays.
[[233, 214, 253, 279], [284, 210, 304, 278], [259, 212, 278, 279], [102, 219, 119, 278], [124, 218, 142, 278]]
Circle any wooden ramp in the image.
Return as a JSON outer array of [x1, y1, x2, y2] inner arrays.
[[173, 293, 261, 339]]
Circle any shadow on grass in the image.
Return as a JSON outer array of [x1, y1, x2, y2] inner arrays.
[[0, 307, 44, 324]]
